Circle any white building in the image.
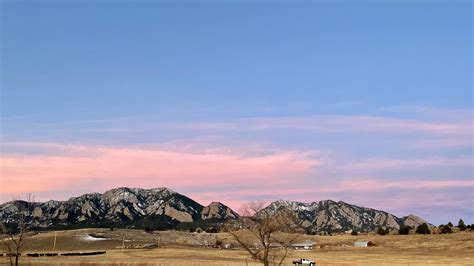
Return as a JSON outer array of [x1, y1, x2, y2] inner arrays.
[[354, 241, 375, 247], [291, 241, 316, 250]]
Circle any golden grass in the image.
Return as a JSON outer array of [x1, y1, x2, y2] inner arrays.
[[1, 229, 473, 265]]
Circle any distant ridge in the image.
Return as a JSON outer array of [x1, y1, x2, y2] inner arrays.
[[260, 199, 429, 232], [0, 187, 429, 232]]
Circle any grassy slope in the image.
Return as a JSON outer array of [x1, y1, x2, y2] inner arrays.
[[1, 228, 473, 265]]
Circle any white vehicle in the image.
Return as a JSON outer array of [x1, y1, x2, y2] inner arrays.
[[292, 258, 316, 265]]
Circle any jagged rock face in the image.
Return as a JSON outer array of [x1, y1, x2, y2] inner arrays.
[[201, 202, 239, 220], [402, 214, 429, 228], [260, 200, 403, 232], [0, 187, 209, 228]]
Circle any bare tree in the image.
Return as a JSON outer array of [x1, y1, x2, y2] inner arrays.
[[1, 194, 34, 266], [228, 201, 299, 266]]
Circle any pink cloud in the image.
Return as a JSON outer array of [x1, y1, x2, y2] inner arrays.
[[0, 142, 321, 201]]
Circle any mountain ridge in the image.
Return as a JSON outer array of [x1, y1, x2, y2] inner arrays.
[[0, 187, 429, 232]]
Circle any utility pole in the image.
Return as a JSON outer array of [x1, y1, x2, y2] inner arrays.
[[52, 232, 57, 251]]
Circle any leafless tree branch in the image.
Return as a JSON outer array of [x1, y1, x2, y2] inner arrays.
[[1, 194, 34, 266], [228, 201, 300, 266]]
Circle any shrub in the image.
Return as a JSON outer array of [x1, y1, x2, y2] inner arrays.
[[377, 227, 388, 235], [447, 222, 453, 227], [207, 228, 218, 233], [440, 224, 452, 234], [215, 240, 223, 247], [144, 226, 153, 233], [351, 230, 358, 236], [398, 225, 411, 235], [415, 223, 431, 234]]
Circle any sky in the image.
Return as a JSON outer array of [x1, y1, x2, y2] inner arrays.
[[0, 0, 472, 224]]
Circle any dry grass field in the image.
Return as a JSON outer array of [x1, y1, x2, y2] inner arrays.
[[1, 228, 473, 265]]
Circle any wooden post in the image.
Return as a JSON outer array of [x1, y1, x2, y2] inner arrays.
[[52, 232, 57, 251], [122, 235, 125, 252]]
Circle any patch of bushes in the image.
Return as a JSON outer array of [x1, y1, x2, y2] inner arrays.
[[415, 223, 431, 234], [440, 224, 452, 234]]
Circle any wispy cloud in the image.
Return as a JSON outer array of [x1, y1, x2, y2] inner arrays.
[[163, 114, 472, 139], [348, 157, 473, 170]]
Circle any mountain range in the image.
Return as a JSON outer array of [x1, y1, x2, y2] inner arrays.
[[0, 187, 428, 232]]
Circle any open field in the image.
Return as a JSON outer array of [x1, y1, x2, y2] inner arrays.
[[1, 228, 473, 265]]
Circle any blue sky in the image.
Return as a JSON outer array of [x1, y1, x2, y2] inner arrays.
[[1, 0, 472, 224]]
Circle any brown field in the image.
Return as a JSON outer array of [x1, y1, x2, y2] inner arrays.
[[1, 228, 473, 265]]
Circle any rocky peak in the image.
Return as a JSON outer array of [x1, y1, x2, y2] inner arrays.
[[148, 187, 175, 196], [402, 214, 430, 228], [266, 200, 305, 212], [201, 202, 239, 220], [103, 187, 142, 203]]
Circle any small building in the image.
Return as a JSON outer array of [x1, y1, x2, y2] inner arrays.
[[354, 241, 375, 247], [291, 241, 316, 250]]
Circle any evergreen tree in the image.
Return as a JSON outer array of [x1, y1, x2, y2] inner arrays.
[[415, 223, 431, 234], [398, 225, 411, 235], [458, 219, 466, 231]]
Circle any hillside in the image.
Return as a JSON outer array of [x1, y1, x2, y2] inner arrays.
[[0, 187, 428, 232], [260, 200, 428, 233]]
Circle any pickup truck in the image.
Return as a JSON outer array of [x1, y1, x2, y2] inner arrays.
[[292, 258, 316, 265]]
